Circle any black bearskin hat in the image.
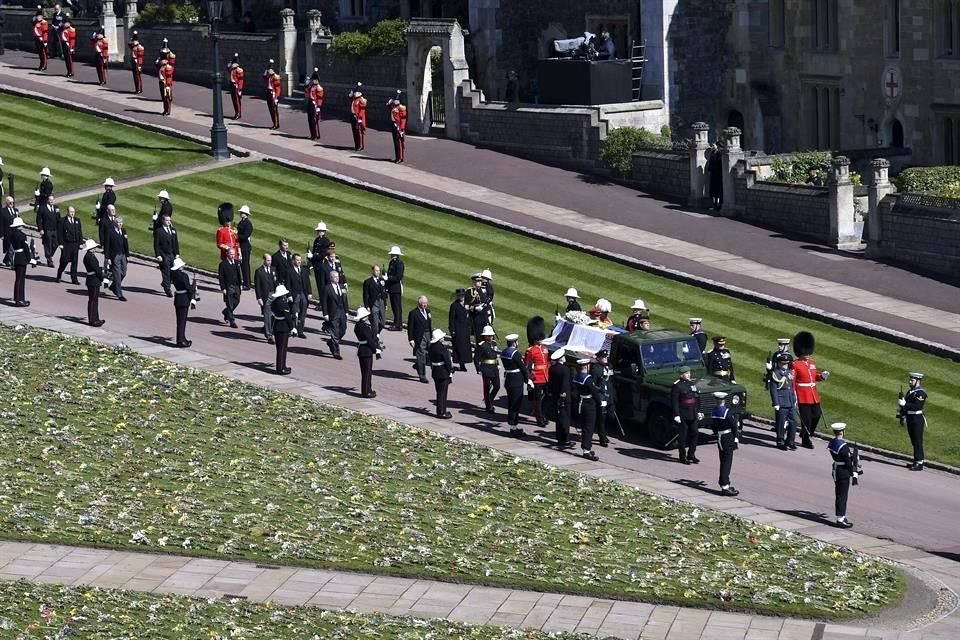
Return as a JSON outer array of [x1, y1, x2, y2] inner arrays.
[[217, 202, 234, 226], [793, 331, 815, 357], [526, 316, 546, 344]]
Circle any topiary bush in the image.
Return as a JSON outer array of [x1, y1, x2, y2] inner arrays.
[[600, 126, 674, 176], [368, 19, 408, 54], [135, 0, 200, 26], [330, 31, 373, 56], [894, 166, 960, 195]]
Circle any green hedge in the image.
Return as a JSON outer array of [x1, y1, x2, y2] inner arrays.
[[600, 125, 673, 176], [768, 152, 862, 187], [330, 19, 408, 56], [135, 0, 200, 27], [895, 166, 960, 196]]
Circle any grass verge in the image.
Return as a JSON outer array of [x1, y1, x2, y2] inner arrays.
[[0, 324, 903, 617], [0, 93, 208, 193], [57, 160, 960, 467], [0, 581, 591, 639]]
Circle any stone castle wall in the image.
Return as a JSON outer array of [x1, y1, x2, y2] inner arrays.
[[871, 195, 960, 279], [630, 150, 688, 202]]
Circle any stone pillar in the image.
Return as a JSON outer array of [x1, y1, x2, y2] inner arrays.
[[124, 0, 138, 31], [867, 158, 894, 248], [721, 127, 744, 215], [829, 156, 859, 249], [278, 8, 297, 97], [688, 122, 710, 208], [102, 1, 120, 60], [302, 10, 326, 85]]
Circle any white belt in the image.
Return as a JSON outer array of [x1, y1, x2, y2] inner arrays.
[[717, 429, 733, 435], [907, 410, 923, 415], [797, 382, 816, 387], [580, 394, 593, 399], [175, 289, 188, 294], [13, 249, 24, 253], [504, 369, 522, 374], [357, 340, 368, 345], [430, 361, 446, 367]]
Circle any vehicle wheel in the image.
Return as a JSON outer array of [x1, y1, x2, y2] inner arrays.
[[646, 406, 679, 450]]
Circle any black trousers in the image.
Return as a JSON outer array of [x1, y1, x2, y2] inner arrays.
[[132, 67, 142, 93], [678, 418, 699, 459], [57, 242, 79, 281], [13, 263, 27, 303], [35, 38, 48, 68], [87, 286, 100, 324], [389, 292, 403, 328], [359, 354, 373, 396], [906, 415, 926, 463], [717, 432, 737, 488], [222, 286, 240, 323], [774, 405, 799, 446], [42, 229, 58, 262], [434, 377, 450, 416], [798, 403, 822, 441], [528, 383, 547, 426], [579, 399, 596, 451], [159, 255, 174, 291], [481, 374, 500, 410], [307, 104, 319, 139], [275, 331, 290, 372], [392, 129, 405, 162], [351, 119, 364, 150], [230, 86, 242, 118], [834, 475, 851, 518], [267, 98, 279, 128], [505, 382, 524, 426], [175, 306, 189, 345], [64, 50, 74, 76], [240, 242, 252, 288], [95, 56, 107, 84], [555, 399, 571, 446]]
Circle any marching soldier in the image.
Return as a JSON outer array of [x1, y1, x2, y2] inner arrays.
[[563, 287, 581, 313], [56, 205, 83, 284], [270, 284, 293, 374], [61, 18, 76, 77], [354, 307, 380, 398], [625, 299, 649, 332], [94, 32, 109, 85], [237, 205, 253, 289], [480, 269, 495, 315], [388, 90, 407, 163], [523, 317, 550, 427], [769, 352, 799, 450], [9, 217, 34, 306], [33, 9, 49, 71], [428, 328, 454, 418], [711, 392, 741, 496], [467, 273, 491, 342], [671, 365, 701, 464], [254, 254, 277, 344], [95, 177, 117, 229], [763, 338, 792, 388], [306, 69, 324, 140], [35, 167, 54, 209], [408, 295, 432, 383], [227, 53, 245, 119], [81, 238, 105, 327], [159, 55, 175, 115], [899, 372, 928, 471], [170, 259, 196, 347], [1, 196, 19, 266], [308, 222, 332, 295], [218, 247, 242, 328], [474, 325, 500, 413], [155, 40, 170, 98], [449, 288, 472, 371], [362, 265, 387, 341], [827, 422, 861, 528], [573, 358, 600, 460], [501, 333, 531, 437], [129, 31, 145, 93], [689, 317, 707, 353], [349, 83, 368, 151], [705, 335, 736, 383], [323, 270, 347, 359], [37, 194, 61, 267], [154, 214, 179, 297], [386, 246, 405, 330], [591, 349, 613, 447], [548, 347, 572, 448], [792, 331, 830, 449], [216, 208, 240, 261], [264, 60, 282, 130]]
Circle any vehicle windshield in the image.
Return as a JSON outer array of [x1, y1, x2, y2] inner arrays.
[[639, 338, 702, 368]]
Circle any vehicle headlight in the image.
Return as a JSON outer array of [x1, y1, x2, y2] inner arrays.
[[731, 394, 741, 406]]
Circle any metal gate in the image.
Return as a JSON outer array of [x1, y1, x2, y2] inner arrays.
[[429, 91, 446, 129]]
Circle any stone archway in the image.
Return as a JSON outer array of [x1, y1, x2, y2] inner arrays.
[[406, 19, 471, 139]]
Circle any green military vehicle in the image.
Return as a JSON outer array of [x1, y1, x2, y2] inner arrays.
[[606, 329, 748, 449]]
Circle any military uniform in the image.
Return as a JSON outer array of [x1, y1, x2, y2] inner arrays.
[[0, 203, 18, 265], [466, 281, 491, 342], [389, 96, 407, 163], [271, 292, 293, 373], [711, 393, 740, 496], [827, 424, 860, 528], [171, 265, 195, 347], [94, 35, 109, 85], [354, 311, 379, 397], [237, 213, 253, 289], [524, 317, 550, 427], [10, 222, 32, 306], [501, 337, 530, 435], [306, 76, 324, 139], [548, 349, 572, 447], [265, 66, 282, 129], [62, 23, 77, 77], [228, 56, 245, 119], [33, 14, 49, 71], [350, 90, 368, 150], [428, 331, 454, 418], [386, 252, 405, 330], [670, 370, 700, 464], [129, 36, 145, 93], [689, 318, 707, 354], [474, 333, 500, 412], [590, 357, 614, 446], [449, 294, 472, 370], [899, 373, 928, 470], [83, 246, 104, 326], [763, 338, 792, 389], [705, 337, 735, 382], [573, 362, 600, 460], [769, 354, 799, 449], [153, 220, 179, 296], [159, 60, 175, 115]]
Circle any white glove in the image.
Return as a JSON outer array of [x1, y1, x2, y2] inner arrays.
[[526, 380, 534, 390], [898, 398, 906, 407], [306, 251, 313, 259], [731, 380, 737, 385], [103, 279, 112, 288], [673, 416, 681, 424], [773, 405, 780, 411], [29, 258, 37, 266], [821, 371, 830, 380], [765, 361, 772, 371], [291, 328, 298, 337], [601, 400, 607, 407], [734, 437, 739, 444], [190, 300, 197, 308], [95, 200, 101, 209], [34, 189, 40, 197], [697, 412, 704, 421], [375, 349, 382, 355]]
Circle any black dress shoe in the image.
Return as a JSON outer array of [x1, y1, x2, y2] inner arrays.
[[118, 296, 127, 302], [16, 301, 30, 307], [582, 450, 599, 461], [71, 279, 80, 285], [802, 441, 815, 449], [680, 457, 690, 465], [776, 444, 788, 451], [164, 289, 173, 297], [229, 321, 238, 328], [267, 337, 275, 345], [835, 520, 853, 529], [721, 487, 740, 496], [364, 391, 377, 398], [787, 444, 797, 451], [91, 320, 105, 327], [334, 354, 343, 360], [439, 411, 452, 419], [599, 440, 609, 447], [689, 456, 700, 464], [419, 377, 429, 384], [298, 333, 307, 339]]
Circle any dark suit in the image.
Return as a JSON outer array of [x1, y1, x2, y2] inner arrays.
[[98, 214, 115, 248], [286, 263, 312, 334], [83, 250, 103, 324], [237, 217, 253, 288], [172, 269, 194, 346], [272, 249, 293, 285], [448, 300, 472, 369], [407, 305, 432, 381], [36, 203, 60, 264], [217, 259, 242, 325], [316, 256, 345, 311], [362, 274, 386, 337], [1, 206, 19, 264], [56, 214, 82, 282], [153, 224, 180, 293], [354, 319, 378, 396], [254, 264, 277, 338], [104, 226, 129, 298], [386, 257, 404, 328], [322, 282, 347, 357], [35, 179, 53, 208]]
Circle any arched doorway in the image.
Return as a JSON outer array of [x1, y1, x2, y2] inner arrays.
[[891, 118, 904, 147], [405, 19, 472, 138]]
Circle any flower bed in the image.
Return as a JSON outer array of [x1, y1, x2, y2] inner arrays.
[[0, 325, 903, 617], [0, 581, 588, 639]]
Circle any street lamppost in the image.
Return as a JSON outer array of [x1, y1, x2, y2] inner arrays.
[[208, 0, 230, 160]]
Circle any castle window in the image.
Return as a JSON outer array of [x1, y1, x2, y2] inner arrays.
[[812, 0, 838, 51], [769, 0, 785, 48], [886, 0, 900, 56], [803, 82, 840, 151], [942, 1, 960, 57]]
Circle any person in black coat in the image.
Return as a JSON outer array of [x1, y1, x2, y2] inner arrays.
[[309, 222, 332, 294], [563, 288, 581, 313], [362, 264, 387, 341], [34, 168, 53, 209], [236, 205, 253, 289], [98, 204, 116, 248], [81, 239, 105, 326], [36, 195, 61, 267], [707, 143, 724, 211], [548, 347, 572, 448], [448, 288, 472, 371], [474, 324, 500, 413], [286, 253, 312, 337], [218, 247, 242, 328], [354, 306, 380, 397], [254, 253, 277, 344], [272, 238, 293, 285], [500, 333, 530, 436], [170, 257, 196, 347], [104, 215, 129, 300], [153, 214, 179, 296], [57, 206, 83, 284], [8, 218, 33, 306], [1, 196, 19, 266], [96, 178, 117, 225], [386, 246, 405, 330], [152, 189, 173, 231], [316, 242, 346, 312], [427, 329, 454, 418], [407, 295, 432, 383], [271, 284, 293, 374], [322, 270, 347, 359]]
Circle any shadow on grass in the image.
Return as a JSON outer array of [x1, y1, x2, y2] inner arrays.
[[100, 142, 209, 154]]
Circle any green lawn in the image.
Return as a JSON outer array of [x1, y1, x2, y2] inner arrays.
[[0, 93, 208, 194], [0, 324, 903, 617], [0, 581, 591, 640], [62, 160, 960, 467]]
